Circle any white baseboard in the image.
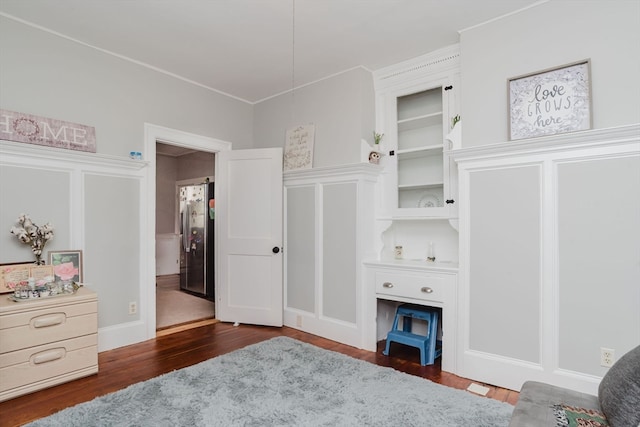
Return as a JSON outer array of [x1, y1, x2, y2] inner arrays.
[[284, 309, 363, 349], [98, 320, 150, 352]]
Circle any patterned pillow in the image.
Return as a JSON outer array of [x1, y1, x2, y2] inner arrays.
[[552, 404, 609, 427]]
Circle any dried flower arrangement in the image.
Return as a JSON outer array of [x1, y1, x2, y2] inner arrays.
[[9, 214, 54, 265]]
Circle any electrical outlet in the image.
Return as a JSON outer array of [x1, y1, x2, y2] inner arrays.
[[129, 301, 137, 315], [600, 347, 615, 367]]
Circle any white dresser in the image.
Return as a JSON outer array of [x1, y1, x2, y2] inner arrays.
[[0, 286, 98, 402]]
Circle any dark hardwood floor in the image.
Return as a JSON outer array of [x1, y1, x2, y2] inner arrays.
[[0, 322, 518, 426]]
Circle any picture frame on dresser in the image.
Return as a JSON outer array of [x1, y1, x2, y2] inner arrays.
[[508, 59, 592, 141], [0, 262, 31, 294], [48, 250, 83, 282], [0, 262, 54, 294]]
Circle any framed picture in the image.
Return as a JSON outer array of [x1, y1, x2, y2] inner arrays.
[[508, 60, 592, 141], [48, 250, 83, 282], [0, 262, 31, 294], [30, 264, 55, 282], [0, 262, 54, 293]]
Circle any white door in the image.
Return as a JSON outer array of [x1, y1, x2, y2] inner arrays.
[[216, 148, 283, 326]]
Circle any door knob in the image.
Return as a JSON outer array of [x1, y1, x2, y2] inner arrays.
[[272, 247, 280, 254]]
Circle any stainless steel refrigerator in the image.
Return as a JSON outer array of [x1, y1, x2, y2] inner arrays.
[[179, 182, 214, 300]]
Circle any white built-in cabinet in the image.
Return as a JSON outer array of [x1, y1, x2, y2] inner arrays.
[[376, 45, 460, 220], [453, 124, 640, 395], [362, 261, 458, 373], [283, 163, 380, 349], [364, 45, 461, 373]]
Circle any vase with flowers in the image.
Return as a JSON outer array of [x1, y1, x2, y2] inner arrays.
[[10, 214, 54, 265], [369, 131, 385, 164]]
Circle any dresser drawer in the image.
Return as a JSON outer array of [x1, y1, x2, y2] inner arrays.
[[0, 301, 97, 354], [0, 334, 97, 394], [375, 272, 446, 303]]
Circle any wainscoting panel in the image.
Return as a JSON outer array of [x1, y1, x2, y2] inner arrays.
[[322, 182, 357, 324], [0, 165, 72, 256], [84, 173, 141, 328], [556, 154, 640, 377], [284, 163, 380, 349], [468, 164, 542, 362], [0, 140, 149, 352], [454, 124, 640, 395], [285, 185, 316, 313]]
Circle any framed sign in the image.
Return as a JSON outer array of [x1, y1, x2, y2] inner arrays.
[[508, 60, 591, 141], [0, 109, 96, 152], [284, 124, 315, 171]]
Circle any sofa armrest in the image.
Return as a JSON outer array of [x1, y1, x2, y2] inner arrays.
[[509, 381, 600, 427]]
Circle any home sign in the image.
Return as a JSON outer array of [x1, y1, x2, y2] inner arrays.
[[0, 109, 96, 152], [508, 60, 591, 141]]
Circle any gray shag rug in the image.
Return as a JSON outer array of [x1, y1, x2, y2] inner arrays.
[[27, 337, 513, 426]]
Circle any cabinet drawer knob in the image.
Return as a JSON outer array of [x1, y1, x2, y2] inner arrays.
[[32, 313, 66, 328], [421, 287, 433, 294], [382, 282, 394, 289], [32, 348, 66, 365]]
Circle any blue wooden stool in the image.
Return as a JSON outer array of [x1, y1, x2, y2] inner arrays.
[[383, 304, 441, 366]]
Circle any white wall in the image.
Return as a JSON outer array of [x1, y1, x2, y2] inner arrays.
[[253, 67, 375, 167], [0, 17, 253, 158], [0, 16, 251, 261], [156, 154, 178, 234], [460, 0, 640, 147], [0, 16, 252, 349], [456, 0, 640, 391]]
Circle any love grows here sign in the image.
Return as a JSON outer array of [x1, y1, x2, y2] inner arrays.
[[508, 61, 591, 141], [0, 109, 96, 152]]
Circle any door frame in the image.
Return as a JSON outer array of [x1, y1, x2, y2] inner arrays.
[[143, 123, 231, 340]]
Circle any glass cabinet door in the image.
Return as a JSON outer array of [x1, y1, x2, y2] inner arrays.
[[395, 86, 447, 214]]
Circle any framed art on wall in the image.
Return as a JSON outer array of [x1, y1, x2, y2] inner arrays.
[[508, 60, 592, 141], [48, 250, 83, 282], [284, 124, 315, 171]]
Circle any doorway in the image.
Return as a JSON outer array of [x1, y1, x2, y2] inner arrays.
[[155, 142, 216, 330], [143, 124, 232, 341]]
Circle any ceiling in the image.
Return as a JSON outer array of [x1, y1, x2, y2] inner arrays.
[[0, 0, 544, 104]]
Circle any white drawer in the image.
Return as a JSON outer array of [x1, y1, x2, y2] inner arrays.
[[0, 334, 97, 394], [375, 272, 446, 303], [0, 301, 97, 354]]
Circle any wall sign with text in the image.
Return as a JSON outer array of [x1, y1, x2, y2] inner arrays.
[[508, 60, 592, 141], [0, 109, 96, 152], [284, 124, 315, 171]]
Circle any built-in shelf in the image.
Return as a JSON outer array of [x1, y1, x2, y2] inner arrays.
[[397, 145, 443, 157], [398, 112, 442, 132], [364, 258, 458, 272], [398, 181, 444, 190]]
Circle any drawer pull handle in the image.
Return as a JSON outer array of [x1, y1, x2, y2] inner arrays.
[[32, 348, 66, 365], [421, 287, 433, 294], [382, 282, 394, 289], [32, 313, 66, 328]]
